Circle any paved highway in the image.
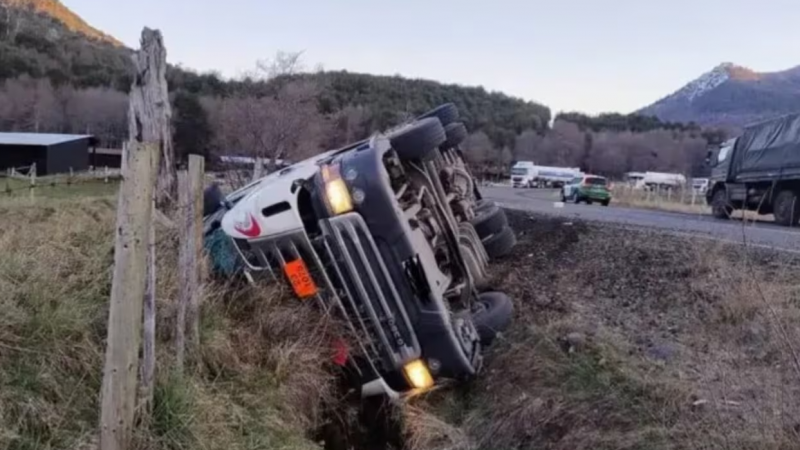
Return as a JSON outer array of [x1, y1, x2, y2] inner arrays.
[[483, 186, 800, 253]]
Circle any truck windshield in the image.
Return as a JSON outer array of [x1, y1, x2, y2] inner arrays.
[[511, 168, 528, 175]]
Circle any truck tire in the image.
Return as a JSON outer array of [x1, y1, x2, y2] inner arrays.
[[442, 122, 468, 149], [419, 103, 459, 127], [470, 203, 508, 239], [773, 189, 800, 226], [711, 189, 732, 219], [472, 291, 514, 346], [482, 225, 516, 259], [388, 117, 446, 161], [203, 183, 226, 217], [475, 199, 495, 212]]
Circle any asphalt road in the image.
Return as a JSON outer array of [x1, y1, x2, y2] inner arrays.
[[483, 186, 800, 253]]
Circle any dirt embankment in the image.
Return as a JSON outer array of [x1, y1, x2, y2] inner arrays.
[[402, 210, 800, 450]]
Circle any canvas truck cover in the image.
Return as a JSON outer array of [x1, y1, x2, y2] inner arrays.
[[731, 113, 800, 182]]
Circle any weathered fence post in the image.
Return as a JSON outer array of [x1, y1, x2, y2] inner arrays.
[[175, 154, 205, 373], [29, 163, 36, 201], [104, 166, 110, 183], [99, 27, 168, 450], [98, 141, 159, 450], [252, 157, 264, 182]]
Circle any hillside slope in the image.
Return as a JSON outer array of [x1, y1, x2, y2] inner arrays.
[[639, 63, 800, 126], [1, 0, 122, 45], [0, 0, 132, 88]]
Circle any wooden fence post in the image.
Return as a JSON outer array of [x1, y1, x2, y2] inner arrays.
[[99, 27, 168, 450], [188, 155, 204, 352], [175, 169, 190, 374], [105, 166, 110, 183], [175, 154, 205, 372], [252, 157, 264, 182], [98, 141, 159, 450]]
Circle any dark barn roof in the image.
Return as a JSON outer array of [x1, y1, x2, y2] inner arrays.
[[0, 133, 98, 147]]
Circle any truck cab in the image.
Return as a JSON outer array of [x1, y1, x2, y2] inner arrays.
[[705, 113, 800, 226]]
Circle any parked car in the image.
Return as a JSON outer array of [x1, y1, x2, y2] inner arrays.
[[560, 175, 611, 206], [202, 105, 515, 400]]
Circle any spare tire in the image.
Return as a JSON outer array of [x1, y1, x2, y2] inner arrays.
[[388, 118, 446, 161], [419, 103, 459, 127], [472, 291, 514, 345], [470, 203, 508, 239], [203, 183, 226, 217], [482, 226, 516, 259], [442, 122, 468, 148]]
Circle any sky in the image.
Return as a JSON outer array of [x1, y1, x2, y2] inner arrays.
[[65, 0, 800, 115]]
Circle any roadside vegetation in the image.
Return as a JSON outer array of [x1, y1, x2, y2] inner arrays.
[[0, 193, 340, 450]]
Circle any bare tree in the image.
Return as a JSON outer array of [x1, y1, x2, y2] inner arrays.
[[210, 52, 329, 188]]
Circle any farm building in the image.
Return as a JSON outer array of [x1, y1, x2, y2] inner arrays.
[[0, 133, 98, 176]]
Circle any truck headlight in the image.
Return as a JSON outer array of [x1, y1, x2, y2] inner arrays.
[[321, 163, 353, 215], [403, 359, 434, 390]]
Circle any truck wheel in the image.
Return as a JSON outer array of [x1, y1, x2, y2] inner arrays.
[[773, 190, 800, 226], [711, 189, 732, 219], [560, 191, 567, 202], [471, 291, 514, 346], [419, 103, 459, 126], [475, 199, 495, 212], [601, 199, 610, 206], [482, 226, 516, 259], [442, 122, 468, 149], [203, 183, 226, 217], [470, 203, 508, 239], [388, 117, 446, 161]]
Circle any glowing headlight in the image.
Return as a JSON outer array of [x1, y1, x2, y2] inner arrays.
[[403, 359, 434, 390], [321, 164, 353, 215]]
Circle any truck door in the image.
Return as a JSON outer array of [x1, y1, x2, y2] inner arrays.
[[710, 138, 736, 183]]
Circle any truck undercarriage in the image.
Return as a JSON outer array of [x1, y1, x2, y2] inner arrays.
[[202, 104, 515, 398]]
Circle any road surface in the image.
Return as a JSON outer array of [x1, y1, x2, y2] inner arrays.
[[483, 186, 800, 253]]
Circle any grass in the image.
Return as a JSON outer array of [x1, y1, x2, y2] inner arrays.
[[0, 175, 119, 199], [609, 186, 776, 222], [0, 194, 338, 450]]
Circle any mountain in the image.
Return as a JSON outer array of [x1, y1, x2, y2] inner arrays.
[[0, 0, 132, 88], [639, 63, 800, 126], [1, 0, 121, 46]]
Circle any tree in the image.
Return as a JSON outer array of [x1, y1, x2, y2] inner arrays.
[[172, 90, 212, 162], [462, 131, 494, 171]]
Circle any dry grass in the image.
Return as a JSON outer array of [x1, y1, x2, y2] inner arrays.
[[400, 212, 800, 450], [0, 195, 338, 450], [610, 186, 776, 222]]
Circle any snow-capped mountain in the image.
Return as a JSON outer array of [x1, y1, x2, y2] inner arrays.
[[638, 63, 800, 126]]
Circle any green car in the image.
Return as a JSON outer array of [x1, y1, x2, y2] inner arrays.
[[561, 175, 611, 206]]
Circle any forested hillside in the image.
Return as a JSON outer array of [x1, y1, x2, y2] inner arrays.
[[0, 0, 726, 178]]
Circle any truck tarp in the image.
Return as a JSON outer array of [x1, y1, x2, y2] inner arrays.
[[732, 113, 800, 181]]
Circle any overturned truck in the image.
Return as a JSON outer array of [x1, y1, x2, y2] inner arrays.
[[707, 112, 800, 226], [202, 104, 516, 398]]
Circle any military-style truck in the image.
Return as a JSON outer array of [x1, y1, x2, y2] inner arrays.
[[706, 113, 800, 226]]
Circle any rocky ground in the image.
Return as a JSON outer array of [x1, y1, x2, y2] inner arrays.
[[402, 210, 800, 450]]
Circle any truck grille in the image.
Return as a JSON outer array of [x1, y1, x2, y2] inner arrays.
[[230, 213, 420, 374]]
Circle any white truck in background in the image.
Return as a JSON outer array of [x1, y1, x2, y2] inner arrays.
[[624, 171, 686, 190], [511, 161, 582, 188]]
